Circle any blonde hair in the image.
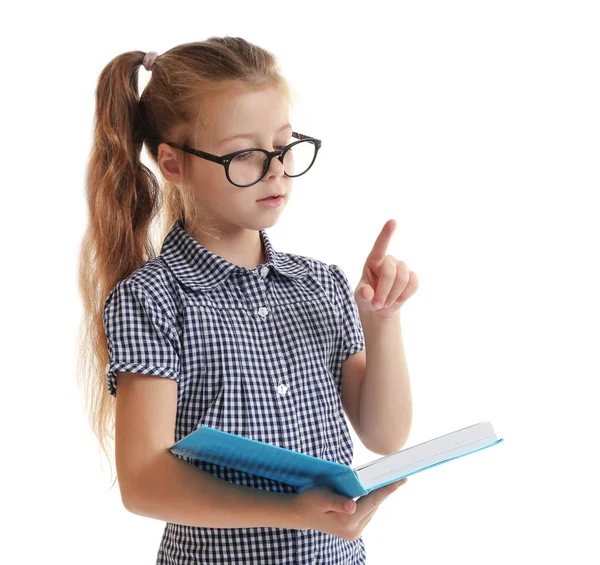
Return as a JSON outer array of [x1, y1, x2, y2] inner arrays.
[[77, 37, 293, 489]]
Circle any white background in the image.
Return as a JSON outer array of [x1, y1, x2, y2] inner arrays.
[[3, 1, 599, 563]]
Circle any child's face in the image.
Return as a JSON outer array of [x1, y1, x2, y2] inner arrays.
[[170, 87, 294, 235]]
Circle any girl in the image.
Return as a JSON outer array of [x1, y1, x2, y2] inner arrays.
[[78, 36, 413, 565]]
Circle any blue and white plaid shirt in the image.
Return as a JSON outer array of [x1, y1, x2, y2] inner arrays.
[[103, 219, 367, 564]]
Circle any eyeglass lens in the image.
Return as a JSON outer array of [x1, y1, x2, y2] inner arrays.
[[229, 140, 317, 186]]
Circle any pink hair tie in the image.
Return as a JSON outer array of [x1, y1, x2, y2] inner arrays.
[[143, 51, 159, 71]]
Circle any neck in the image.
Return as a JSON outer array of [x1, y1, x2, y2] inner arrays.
[[188, 224, 266, 270]]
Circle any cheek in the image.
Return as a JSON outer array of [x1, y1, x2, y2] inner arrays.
[[189, 163, 228, 199]]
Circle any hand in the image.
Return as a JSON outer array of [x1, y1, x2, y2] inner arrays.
[[355, 219, 419, 319], [288, 478, 408, 541]]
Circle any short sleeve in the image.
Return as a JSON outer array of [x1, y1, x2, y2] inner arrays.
[[328, 263, 366, 362], [102, 279, 181, 397]]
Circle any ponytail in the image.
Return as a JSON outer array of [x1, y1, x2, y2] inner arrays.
[[77, 37, 292, 489]]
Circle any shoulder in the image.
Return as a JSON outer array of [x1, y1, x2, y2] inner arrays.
[[104, 257, 181, 323], [280, 251, 351, 300]]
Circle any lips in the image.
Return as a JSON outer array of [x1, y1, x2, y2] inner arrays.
[[259, 194, 283, 201]]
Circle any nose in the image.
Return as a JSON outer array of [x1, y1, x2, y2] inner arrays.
[[265, 153, 285, 180]]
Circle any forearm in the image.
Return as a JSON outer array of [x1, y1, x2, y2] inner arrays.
[[124, 450, 298, 529], [359, 313, 413, 454]]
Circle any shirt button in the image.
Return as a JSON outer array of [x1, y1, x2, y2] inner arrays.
[[258, 306, 269, 317], [277, 383, 288, 395], [105, 363, 110, 375], [260, 266, 269, 278]]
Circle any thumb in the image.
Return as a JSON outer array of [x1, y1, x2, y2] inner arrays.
[[338, 497, 356, 514], [355, 283, 374, 306]]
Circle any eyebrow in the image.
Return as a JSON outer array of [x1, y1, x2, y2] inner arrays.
[[218, 123, 293, 144]]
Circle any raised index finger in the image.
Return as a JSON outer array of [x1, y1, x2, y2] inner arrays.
[[367, 219, 396, 266]]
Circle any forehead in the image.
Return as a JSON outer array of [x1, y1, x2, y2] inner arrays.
[[203, 88, 291, 144]]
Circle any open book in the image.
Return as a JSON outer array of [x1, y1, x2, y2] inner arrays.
[[170, 421, 503, 498]]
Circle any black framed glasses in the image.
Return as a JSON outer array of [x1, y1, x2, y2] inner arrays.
[[164, 131, 322, 187]]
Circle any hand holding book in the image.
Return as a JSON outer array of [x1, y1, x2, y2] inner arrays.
[[289, 478, 408, 540]]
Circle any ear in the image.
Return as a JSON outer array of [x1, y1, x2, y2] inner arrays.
[[158, 143, 185, 184]]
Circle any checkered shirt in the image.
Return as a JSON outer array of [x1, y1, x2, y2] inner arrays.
[[103, 219, 367, 564]]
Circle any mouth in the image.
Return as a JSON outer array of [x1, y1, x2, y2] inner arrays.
[[258, 193, 284, 201]]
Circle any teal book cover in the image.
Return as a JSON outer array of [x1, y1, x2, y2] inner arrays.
[[170, 421, 504, 498]]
